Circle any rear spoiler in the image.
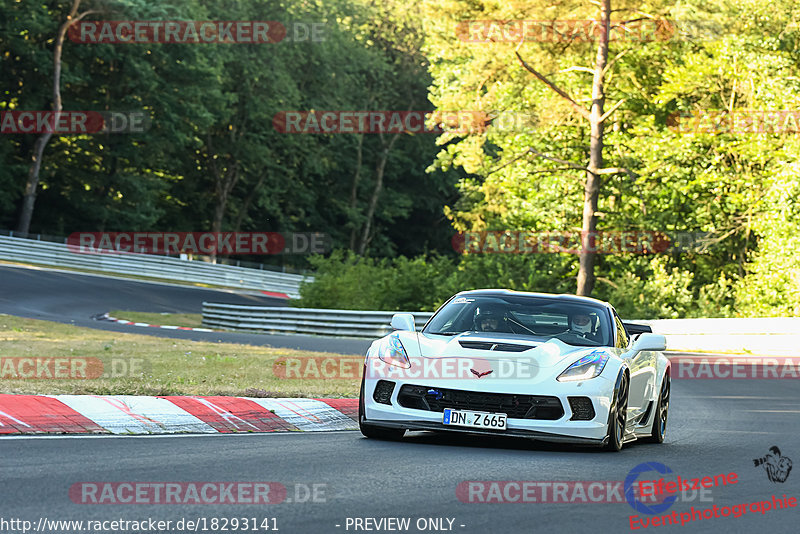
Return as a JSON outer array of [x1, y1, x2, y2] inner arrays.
[[622, 322, 652, 336]]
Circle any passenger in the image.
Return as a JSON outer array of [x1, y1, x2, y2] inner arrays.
[[569, 312, 602, 342]]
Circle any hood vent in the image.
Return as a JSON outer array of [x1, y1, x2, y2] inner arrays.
[[458, 341, 535, 352]]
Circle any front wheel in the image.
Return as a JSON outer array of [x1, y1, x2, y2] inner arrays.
[[645, 374, 669, 443], [358, 376, 405, 440], [605, 371, 629, 452]]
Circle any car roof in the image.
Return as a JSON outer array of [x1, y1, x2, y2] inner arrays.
[[454, 289, 613, 310]]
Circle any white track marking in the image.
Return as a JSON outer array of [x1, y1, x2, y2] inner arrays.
[[248, 398, 357, 431], [51, 395, 217, 434]]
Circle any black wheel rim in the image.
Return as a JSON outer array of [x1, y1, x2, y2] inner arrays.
[[616, 375, 628, 444], [659, 377, 670, 435]]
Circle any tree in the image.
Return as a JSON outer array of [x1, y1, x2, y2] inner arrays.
[[426, 0, 666, 295], [16, 0, 98, 234]]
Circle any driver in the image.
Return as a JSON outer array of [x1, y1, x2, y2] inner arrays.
[[474, 306, 506, 332]]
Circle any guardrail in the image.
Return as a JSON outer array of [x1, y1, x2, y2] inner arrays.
[[202, 303, 434, 338], [202, 303, 800, 355], [636, 318, 800, 357], [0, 235, 310, 298]]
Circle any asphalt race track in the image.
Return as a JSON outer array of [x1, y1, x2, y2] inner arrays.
[[3, 379, 799, 533], [0, 264, 370, 354]]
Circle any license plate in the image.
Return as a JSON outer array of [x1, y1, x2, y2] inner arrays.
[[443, 408, 507, 430]]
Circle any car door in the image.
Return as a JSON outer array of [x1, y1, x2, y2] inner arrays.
[[613, 310, 655, 415]]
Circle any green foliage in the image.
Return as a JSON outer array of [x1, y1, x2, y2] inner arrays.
[[594, 256, 735, 319], [297, 249, 738, 318], [298, 250, 576, 312], [4, 0, 800, 317], [736, 172, 800, 316], [0, 0, 461, 264], [417, 0, 800, 317], [451, 253, 575, 296], [296, 250, 456, 311]]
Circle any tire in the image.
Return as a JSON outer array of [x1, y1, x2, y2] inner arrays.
[[358, 375, 405, 441], [605, 371, 629, 451], [645, 373, 670, 443]]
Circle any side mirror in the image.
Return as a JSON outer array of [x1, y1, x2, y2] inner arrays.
[[391, 313, 416, 332], [631, 333, 667, 352], [623, 322, 652, 335]]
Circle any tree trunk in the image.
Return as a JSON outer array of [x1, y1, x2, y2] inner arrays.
[[210, 186, 228, 264], [357, 149, 387, 255], [18, 135, 52, 234], [358, 132, 399, 255], [348, 133, 365, 251], [208, 140, 240, 263], [576, 0, 610, 296], [17, 0, 92, 234], [233, 173, 266, 232]]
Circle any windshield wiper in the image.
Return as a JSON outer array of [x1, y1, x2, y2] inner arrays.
[[426, 331, 460, 336]]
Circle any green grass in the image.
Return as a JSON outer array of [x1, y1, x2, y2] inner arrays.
[[0, 314, 360, 397]]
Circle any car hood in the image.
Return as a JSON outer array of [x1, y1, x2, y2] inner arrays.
[[368, 332, 604, 386], [367, 331, 615, 389], [409, 331, 596, 367]]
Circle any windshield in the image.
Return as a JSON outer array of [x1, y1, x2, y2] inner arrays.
[[423, 294, 613, 347]]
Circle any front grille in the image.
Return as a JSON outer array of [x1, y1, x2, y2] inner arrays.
[[458, 341, 536, 352], [397, 384, 563, 420], [373, 380, 395, 405], [568, 396, 595, 421]]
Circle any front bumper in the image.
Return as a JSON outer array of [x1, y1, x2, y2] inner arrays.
[[363, 374, 616, 444], [364, 419, 607, 445]]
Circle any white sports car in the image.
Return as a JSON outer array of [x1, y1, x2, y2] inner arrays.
[[358, 290, 670, 451]]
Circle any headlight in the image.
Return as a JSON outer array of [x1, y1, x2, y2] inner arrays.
[[377, 333, 411, 369], [557, 350, 609, 382]]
